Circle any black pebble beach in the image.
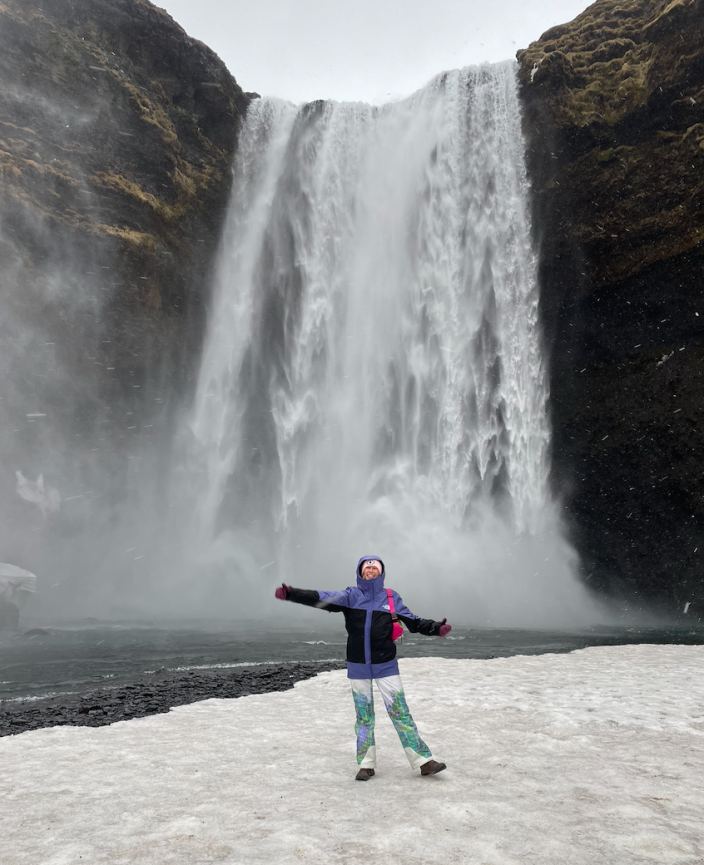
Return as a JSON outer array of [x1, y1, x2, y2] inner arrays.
[[0, 661, 345, 737]]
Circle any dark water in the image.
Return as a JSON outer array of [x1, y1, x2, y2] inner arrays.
[[3, 619, 704, 706]]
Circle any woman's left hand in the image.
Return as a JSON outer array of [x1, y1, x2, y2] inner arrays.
[[438, 618, 451, 637]]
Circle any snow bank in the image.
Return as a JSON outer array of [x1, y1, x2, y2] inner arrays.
[[3, 646, 704, 864], [0, 563, 37, 600]]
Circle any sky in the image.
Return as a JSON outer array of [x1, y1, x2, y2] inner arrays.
[[155, 0, 593, 104]]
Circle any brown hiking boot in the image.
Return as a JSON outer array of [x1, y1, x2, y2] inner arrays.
[[420, 760, 447, 775], [355, 768, 375, 781]]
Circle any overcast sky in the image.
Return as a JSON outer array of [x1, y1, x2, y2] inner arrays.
[[156, 0, 592, 104]]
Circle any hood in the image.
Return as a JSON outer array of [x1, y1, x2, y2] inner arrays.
[[356, 555, 386, 591]]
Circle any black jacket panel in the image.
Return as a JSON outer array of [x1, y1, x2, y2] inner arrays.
[[342, 608, 367, 663]]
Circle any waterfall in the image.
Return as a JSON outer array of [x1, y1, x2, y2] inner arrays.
[[183, 62, 596, 626]]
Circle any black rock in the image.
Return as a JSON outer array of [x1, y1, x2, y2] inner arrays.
[[1, 661, 345, 737]]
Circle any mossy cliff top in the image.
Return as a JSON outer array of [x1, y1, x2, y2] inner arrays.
[[518, 0, 702, 131], [0, 0, 249, 254], [517, 0, 703, 289]]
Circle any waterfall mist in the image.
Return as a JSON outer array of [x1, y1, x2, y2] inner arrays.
[[0, 206, 176, 620], [175, 63, 600, 627], [0, 80, 200, 622]]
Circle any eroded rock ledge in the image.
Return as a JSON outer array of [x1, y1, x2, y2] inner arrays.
[[517, 0, 704, 613]]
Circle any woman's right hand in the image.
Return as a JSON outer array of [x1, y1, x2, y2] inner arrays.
[[274, 583, 291, 600]]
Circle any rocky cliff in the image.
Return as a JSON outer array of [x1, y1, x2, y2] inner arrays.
[[517, 0, 704, 614], [0, 0, 249, 411], [0, 0, 249, 581]]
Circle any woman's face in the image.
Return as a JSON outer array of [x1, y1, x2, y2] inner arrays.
[[361, 560, 381, 580]]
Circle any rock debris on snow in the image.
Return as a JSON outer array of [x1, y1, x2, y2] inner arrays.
[[0, 662, 344, 737]]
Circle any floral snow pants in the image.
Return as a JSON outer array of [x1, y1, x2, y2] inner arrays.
[[351, 675, 432, 770]]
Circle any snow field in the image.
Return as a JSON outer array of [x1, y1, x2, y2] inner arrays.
[[2, 645, 704, 864]]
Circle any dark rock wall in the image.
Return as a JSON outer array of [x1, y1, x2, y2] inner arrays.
[[517, 0, 704, 613], [0, 0, 248, 412], [0, 0, 249, 588]]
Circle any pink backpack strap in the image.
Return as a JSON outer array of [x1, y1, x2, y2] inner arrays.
[[387, 589, 403, 641], [386, 588, 396, 615]]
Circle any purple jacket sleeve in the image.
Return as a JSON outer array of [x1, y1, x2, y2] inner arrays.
[[393, 591, 444, 636]]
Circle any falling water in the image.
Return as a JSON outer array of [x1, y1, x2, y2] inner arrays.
[[184, 63, 597, 626]]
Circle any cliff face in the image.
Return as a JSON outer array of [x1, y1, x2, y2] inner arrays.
[[517, 0, 704, 613], [0, 0, 248, 582], [0, 0, 248, 403]]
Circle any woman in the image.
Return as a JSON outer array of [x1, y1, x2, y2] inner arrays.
[[275, 555, 451, 780]]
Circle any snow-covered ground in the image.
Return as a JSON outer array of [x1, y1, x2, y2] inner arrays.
[[3, 646, 704, 864]]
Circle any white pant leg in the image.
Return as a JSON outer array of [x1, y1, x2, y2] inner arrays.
[[374, 674, 433, 770]]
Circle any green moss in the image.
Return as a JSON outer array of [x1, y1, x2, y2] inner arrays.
[[122, 81, 179, 148], [0, 149, 22, 178], [91, 171, 184, 222], [98, 223, 157, 250], [519, 0, 697, 128], [684, 123, 704, 141]]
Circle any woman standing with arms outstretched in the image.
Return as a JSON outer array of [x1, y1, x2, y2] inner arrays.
[[275, 555, 451, 780]]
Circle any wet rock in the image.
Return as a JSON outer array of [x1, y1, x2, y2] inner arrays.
[[0, 661, 345, 736], [517, 0, 704, 612], [0, 602, 19, 630]]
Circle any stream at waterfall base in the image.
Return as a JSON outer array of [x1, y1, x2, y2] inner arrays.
[[3, 620, 704, 709]]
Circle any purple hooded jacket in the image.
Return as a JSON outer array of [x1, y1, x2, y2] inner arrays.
[[285, 555, 446, 679]]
